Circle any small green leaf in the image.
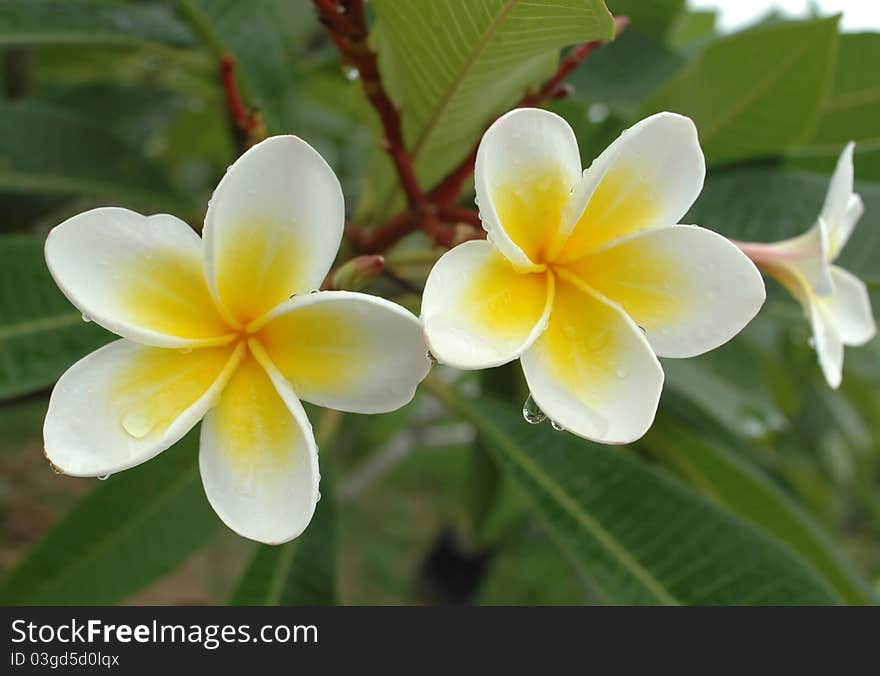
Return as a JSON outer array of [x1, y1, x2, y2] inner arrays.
[[0, 431, 218, 605], [0, 235, 111, 401], [229, 475, 336, 606], [0, 102, 186, 211], [427, 381, 839, 605], [642, 18, 839, 164], [0, 0, 193, 48]]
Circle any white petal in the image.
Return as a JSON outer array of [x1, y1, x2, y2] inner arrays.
[[203, 135, 345, 326], [45, 208, 234, 348], [821, 142, 862, 259], [555, 112, 706, 261], [252, 291, 430, 414], [820, 266, 876, 347], [808, 300, 844, 389], [565, 225, 766, 358], [44, 340, 243, 477], [768, 220, 834, 297], [199, 350, 320, 545], [520, 277, 664, 444], [474, 108, 582, 269], [421, 240, 554, 369]]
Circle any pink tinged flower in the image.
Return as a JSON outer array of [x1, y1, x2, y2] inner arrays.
[[739, 142, 876, 389], [421, 108, 766, 443], [43, 136, 431, 544]]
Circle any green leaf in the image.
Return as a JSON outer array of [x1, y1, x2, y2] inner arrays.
[[426, 381, 839, 604], [178, 0, 310, 133], [569, 30, 685, 117], [789, 32, 880, 181], [643, 392, 875, 605], [0, 235, 111, 401], [668, 10, 718, 52], [372, 0, 615, 193], [686, 168, 880, 288], [642, 18, 839, 164], [0, 102, 186, 211], [605, 0, 684, 38], [0, 431, 218, 605], [228, 478, 336, 606], [0, 0, 193, 48]]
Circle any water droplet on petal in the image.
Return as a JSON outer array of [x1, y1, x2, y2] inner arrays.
[[426, 350, 437, 366], [121, 411, 153, 439], [48, 461, 64, 475], [562, 324, 577, 340], [97, 474, 111, 481], [615, 366, 629, 379], [807, 336, 817, 349], [522, 394, 546, 425], [550, 420, 565, 431], [81, 313, 92, 323], [178, 346, 193, 354], [309, 289, 320, 294]]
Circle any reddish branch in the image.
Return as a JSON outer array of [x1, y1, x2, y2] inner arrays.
[[315, 1, 623, 255], [219, 55, 264, 152]]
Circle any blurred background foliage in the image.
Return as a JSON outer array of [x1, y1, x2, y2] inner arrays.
[[0, 0, 878, 605]]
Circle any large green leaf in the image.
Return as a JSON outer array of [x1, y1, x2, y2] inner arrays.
[[229, 479, 336, 606], [178, 0, 311, 133], [643, 393, 875, 605], [0, 235, 110, 401], [372, 0, 615, 193], [789, 32, 880, 180], [0, 102, 186, 211], [0, 431, 218, 605], [642, 18, 839, 164], [426, 381, 839, 604], [686, 169, 880, 288], [0, 0, 193, 48]]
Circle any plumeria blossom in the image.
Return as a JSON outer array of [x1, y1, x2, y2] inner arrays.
[[737, 143, 876, 388], [43, 136, 430, 544], [422, 108, 765, 443]]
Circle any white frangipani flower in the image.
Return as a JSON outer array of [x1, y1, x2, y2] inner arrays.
[[421, 108, 765, 443], [44, 136, 430, 544], [737, 142, 876, 388]]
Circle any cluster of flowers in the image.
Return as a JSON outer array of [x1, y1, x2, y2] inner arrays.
[[42, 109, 874, 543]]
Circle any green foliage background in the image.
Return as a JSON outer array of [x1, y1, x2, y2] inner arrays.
[[0, 0, 878, 606]]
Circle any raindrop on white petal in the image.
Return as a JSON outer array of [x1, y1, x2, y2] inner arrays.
[[615, 366, 629, 379], [121, 412, 153, 439], [522, 394, 546, 425], [81, 313, 92, 323], [97, 474, 111, 481], [807, 336, 816, 349], [550, 420, 565, 431]]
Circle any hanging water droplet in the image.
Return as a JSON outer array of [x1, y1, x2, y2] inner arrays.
[[97, 474, 111, 481], [121, 411, 153, 439], [522, 394, 546, 424], [425, 350, 437, 366], [550, 420, 565, 431], [807, 336, 817, 349], [615, 366, 629, 379], [48, 461, 64, 475], [343, 65, 360, 81], [309, 289, 320, 294], [81, 313, 92, 323]]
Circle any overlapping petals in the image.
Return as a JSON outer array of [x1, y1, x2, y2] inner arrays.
[[423, 108, 765, 443], [44, 135, 430, 543]]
